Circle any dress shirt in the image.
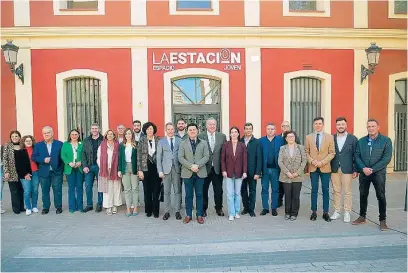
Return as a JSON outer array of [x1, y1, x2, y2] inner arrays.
[[125, 143, 132, 162], [315, 132, 324, 150], [336, 132, 348, 152]]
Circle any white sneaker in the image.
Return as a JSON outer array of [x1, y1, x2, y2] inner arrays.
[[112, 206, 117, 214], [106, 208, 112, 215], [228, 216, 234, 221], [344, 212, 351, 223], [0, 206, 5, 214], [330, 211, 341, 220], [26, 209, 32, 216], [32, 208, 39, 213], [235, 214, 240, 219]]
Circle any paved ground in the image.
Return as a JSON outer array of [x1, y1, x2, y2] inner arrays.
[[1, 173, 407, 272]]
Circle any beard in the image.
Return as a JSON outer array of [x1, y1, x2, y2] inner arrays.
[[134, 129, 140, 133], [337, 128, 346, 134]]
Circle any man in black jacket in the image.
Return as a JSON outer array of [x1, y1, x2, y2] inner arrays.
[[352, 119, 392, 231], [240, 123, 262, 217]]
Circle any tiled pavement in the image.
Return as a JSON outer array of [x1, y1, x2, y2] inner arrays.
[[1, 173, 407, 272]]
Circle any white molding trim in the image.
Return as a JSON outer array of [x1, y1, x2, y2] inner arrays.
[[131, 47, 148, 123], [388, 71, 407, 172], [169, 0, 219, 16], [353, 49, 369, 139], [15, 49, 33, 136], [163, 68, 229, 135], [55, 69, 108, 140], [388, 0, 408, 19], [131, 0, 147, 26], [13, 0, 30, 26], [284, 70, 332, 133], [244, 0, 260, 27], [283, 0, 331, 17], [53, 0, 105, 16], [353, 0, 368, 29], [245, 47, 261, 137]]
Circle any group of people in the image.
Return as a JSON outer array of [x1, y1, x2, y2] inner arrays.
[[1, 116, 392, 230]]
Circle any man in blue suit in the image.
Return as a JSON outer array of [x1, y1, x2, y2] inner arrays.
[[32, 126, 64, 215], [259, 123, 284, 216]]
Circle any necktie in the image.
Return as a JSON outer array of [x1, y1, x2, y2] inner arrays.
[[170, 137, 174, 152], [210, 134, 215, 152], [316, 133, 320, 151]]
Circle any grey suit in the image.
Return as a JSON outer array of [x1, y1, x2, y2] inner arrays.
[[157, 137, 181, 213], [330, 133, 358, 174], [178, 139, 210, 179], [198, 131, 227, 212]]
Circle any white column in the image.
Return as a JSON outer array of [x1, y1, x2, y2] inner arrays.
[[245, 47, 261, 137], [244, 0, 260, 27], [353, 0, 368, 28], [131, 0, 147, 26], [131, 47, 149, 123], [14, 0, 30, 26], [15, 48, 33, 135], [353, 49, 369, 138]]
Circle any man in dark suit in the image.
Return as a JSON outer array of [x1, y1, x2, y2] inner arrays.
[[330, 117, 358, 223], [240, 123, 262, 217], [175, 118, 188, 206], [198, 117, 227, 217], [32, 126, 64, 215]]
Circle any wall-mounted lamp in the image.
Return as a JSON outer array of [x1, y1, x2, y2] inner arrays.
[[1, 40, 24, 84], [361, 42, 382, 84]]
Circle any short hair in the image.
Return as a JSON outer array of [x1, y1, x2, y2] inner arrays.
[[335, 117, 347, 123], [90, 123, 99, 128], [176, 118, 186, 124], [313, 117, 324, 123], [42, 126, 53, 133], [229, 126, 241, 139], [103, 129, 117, 140], [367, 118, 379, 125], [133, 120, 141, 125], [187, 123, 199, 130], [244, 122, 253, 129], [206, 117, 217, 124], [20, 135, 36, 149], [266, 122, 276, 128], [117, 124, 125, 130], [67, 129, 82, 142], [283, 130, 297, 140], [165, 122, 174, 128], [9, 130, 21, 140], [142, 122, 158, 135]]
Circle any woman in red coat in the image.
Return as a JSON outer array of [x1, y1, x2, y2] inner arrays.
[[221, 126, 247, 221]]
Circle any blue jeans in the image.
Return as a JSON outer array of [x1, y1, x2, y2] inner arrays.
[[40, 171, 63, 210], [261, 168, 279, 210], [66, 170, 84, 212], [84, 164, 103, 207], [20, 171, 40, 210], [226, 176, 242, 217], [184, 175, 204, 218], [310, 169, 331, 213]]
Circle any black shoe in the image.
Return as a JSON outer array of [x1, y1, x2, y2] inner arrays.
[[146, 213, 152, 217], [310, 212, 317, 221], [272, 209, 278, 216], [95, 205, 102, 213], [41, 209, 49, 215], [203, 210, 207, 217], [250, 212, 256, 217], [175, 212, 182, 220], [154, 214, 159, 218], [260, 209, 269, 216], [163, 212, 170, 220], [322, 213, 332, 222], [56, 208, 63, 214], [83, 206, 93, 213], [216, 209, 225, 217], [241, 209, 249, 215], [20, 208, 26, 212]]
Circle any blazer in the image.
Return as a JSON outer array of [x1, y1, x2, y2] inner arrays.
[[221, 141, 248, 178], [240, 136, 262, 177], [156, 137, 181, 175], [330, 133, 358, 174], [15, 149, 32, 180], [61, 141, 84, 175], [175, 131, 188, 141], [32, 140, 64, 178], [305, 132, 335, 173], [82, 134, 103, 168], [259, 135, 285, 173], [198, 131, 226, 174], [2, 142, 19, 182], [278, 144, 307, 183], [118, 143, 138, 174], [178, 138, 210, 179], [355, 134, 392, 174], [137, 135, 160, 172]]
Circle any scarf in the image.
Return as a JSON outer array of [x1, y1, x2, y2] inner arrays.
[[99, 140, 119, 180]]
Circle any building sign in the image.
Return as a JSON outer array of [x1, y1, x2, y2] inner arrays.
[[152, 49, 242, 71]]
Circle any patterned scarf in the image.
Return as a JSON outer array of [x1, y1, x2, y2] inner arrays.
[[99, 139, 119, 180]]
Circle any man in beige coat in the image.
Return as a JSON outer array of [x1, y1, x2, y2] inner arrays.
[[305, 117, 335, 222]]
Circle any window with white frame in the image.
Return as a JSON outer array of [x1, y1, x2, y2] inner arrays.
[[177, 0, 212, 10], [283, 0, 330, 17], [169, 0, 219, 15], [53, 0, 105, 15]]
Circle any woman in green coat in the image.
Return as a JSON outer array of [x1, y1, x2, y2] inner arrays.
[[61, 129, 84, 213]]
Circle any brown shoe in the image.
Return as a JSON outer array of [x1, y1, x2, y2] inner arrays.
[[197, 216, 204, 224], [380, 220, 389, 231], [183, 216, 191, 224], [352, 216, 366, 225]]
